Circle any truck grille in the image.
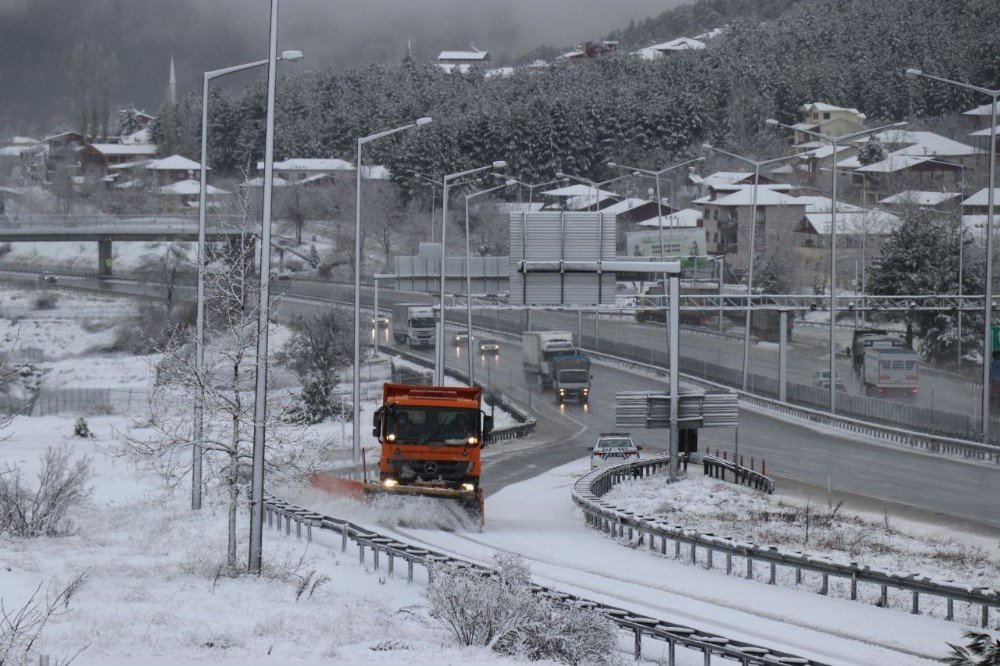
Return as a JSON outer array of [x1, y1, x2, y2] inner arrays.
[[389, 459, 472, 483]]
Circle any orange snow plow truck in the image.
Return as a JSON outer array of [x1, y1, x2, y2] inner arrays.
[[367, 384, 493, 523]]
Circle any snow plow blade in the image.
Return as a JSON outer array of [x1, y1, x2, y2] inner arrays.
[[310, 472, 365, 501], [362, 482, 484, 525]]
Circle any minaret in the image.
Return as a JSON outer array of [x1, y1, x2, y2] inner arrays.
[[168, 55, 177, 106]]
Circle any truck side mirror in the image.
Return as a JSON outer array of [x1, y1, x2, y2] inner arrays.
[[482, 413, 494, 435], [372, 407, 382, 437]]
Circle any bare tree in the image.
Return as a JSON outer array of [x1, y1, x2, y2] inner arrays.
[[118, 182, 330, 569], [68, 41, 119, 140], [0, 574, 88, 665]]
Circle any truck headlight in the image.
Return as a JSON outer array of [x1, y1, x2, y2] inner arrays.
[[387, 433, 396, 442], [559, 389, 565, 395], [383, 479, 398, 488], [467, 436, 478, 445], [461, 483, 475, 492]]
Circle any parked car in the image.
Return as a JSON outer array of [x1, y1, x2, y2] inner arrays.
[[589, 433, 642, 470], [478, 338, 500, 354]]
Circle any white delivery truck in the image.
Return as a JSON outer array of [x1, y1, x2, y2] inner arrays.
[[391, 303, 436, 348], [522, 331, 575, 387]]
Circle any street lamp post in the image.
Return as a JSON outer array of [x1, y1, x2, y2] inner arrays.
[[906, 68, 998, 440], [248, 0, 281, 575], [766, 118, 907, 413], [194, 49, 302, 512], [702, 144, 804, 393], [436, 161, 507, 384], [352, 118, 432, 464], [607, 157, 705, 259], [463, 180, 516, 384]]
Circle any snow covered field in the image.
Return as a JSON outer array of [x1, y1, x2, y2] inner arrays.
[[0, 415, 536, 665]]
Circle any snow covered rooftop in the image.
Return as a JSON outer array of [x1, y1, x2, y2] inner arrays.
[[963, 101, 1000, 116], [541, 184, 617, 198], [689, 171, 754, 188], [802, 209, 900, 235], [256, 158, 355, 172], [969, 125, 1000, 137], [146, 154, 202, 171], [0, 145, 38, 157], [855, 151, 938, 173], [962, 188, 1000, 207], [86, 143, 158, 156], [8, 136, 39, 145], [862, 130, 982, 158], [634, 37, 705, 58], [796, 144, 852, 160], [120, 128, 153, 145], [245, 176, 291, 187], [800, 102, 866, 118], [636, 208, 702, 228], [159, 179, 229, 196], [795, 196, 864, 213], [599, 197, 654, 215], [108, 159, 154, 171], [695, 187, 800, 207], [438, 50, 489, 61], [879, 190, 962, 206]]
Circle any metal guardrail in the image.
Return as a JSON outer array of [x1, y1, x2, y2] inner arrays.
[[573, 456, 999, 628], [2, 267, 995, 463], [263, 492, 826, 665], [703, 454, 775, 493]]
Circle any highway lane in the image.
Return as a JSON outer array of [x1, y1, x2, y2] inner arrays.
[[13, 272, 1000, 527]]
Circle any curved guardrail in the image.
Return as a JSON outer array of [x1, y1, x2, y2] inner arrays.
[[263, 492, 828, 666], [703, 454, 775, 493], [572, 456, 999, 628]]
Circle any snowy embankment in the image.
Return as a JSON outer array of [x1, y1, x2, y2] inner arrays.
[[301, 458, 974, 665], [0, 416, 533, 665], [603, 471, 999, 626], [0, 302, 538, 664]]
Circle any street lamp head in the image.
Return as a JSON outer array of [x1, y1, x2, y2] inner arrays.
[[280, 50, 304, 62], [503, 179, 518, 187], [492, 160, 507, 169], [555, 171, 567, 179], [701, 143, 713, 150], [891, 121, 908, 128], [764, 118, 780, 127], [415, 116, 433, 126], [904, 68, 923, 79], [606, 162, 617, 168]]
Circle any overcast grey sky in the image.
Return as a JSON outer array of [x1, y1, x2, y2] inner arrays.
[[0, 0, 684, 133]]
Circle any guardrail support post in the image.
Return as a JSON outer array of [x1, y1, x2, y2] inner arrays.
[[911, 591, 919, 615], [820, 574, 829, 595], [633, 628, 642, 660], [981, 603, 988, 628], [667, 638, 676, 665], [850, 574, 857, 600], [726, 553, 732, 575], [946, 598, 954, 621], [746, 557, 753, 579], [408, 557, 414, 583], [880, 584, 888, 608], [373, 545, 380, 570], [296, 518, 302, 540], [690, 544, 697, 564], [706, 548, 713, 570], [359, 542, 365, 565], [341, 526, 348, 553], [795, 567, 802, 585], [702, 646, 711, 665], [388, 551, 394, 576], [768, 562, 776, 584], [674, 540, 681, 559]]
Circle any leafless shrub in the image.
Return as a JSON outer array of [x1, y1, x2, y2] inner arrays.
[[943, 631, 1000, 665], [0, 573, 88, 665], [32, 294, 59, 311], [0, 446, 92, 537], [426, 554, 618, 664]]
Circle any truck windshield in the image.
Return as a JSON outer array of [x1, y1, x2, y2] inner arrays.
[[410, 317, 435, 328], [387, 406, 478, 444], [559, 369, 589, 383]]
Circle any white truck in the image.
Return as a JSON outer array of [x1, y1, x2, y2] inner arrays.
[[862, 346, 919, 398], [522, 331, 575, 387], [391, 303, 436, 348]]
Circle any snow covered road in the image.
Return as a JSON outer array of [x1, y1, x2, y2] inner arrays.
[[300, 458, 968, 665]]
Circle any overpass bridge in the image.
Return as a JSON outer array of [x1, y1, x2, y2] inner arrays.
[[0, 213, 253, 275]]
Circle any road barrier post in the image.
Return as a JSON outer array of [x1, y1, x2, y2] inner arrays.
[[778, 309, 788, 402]]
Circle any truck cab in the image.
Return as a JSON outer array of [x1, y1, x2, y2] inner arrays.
[[550, 351, 591, 404], [370, 384, 493, 521]]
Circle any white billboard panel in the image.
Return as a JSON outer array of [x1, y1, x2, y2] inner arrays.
[[625, 228, 706, 259]]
